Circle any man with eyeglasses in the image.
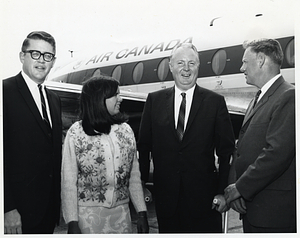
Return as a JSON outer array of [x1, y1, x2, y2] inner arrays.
[[3, 31, 62, 234]]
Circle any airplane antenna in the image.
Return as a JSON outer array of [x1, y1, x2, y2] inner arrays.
[[210, 17, 221, 26], [69, 50, 74, 58]]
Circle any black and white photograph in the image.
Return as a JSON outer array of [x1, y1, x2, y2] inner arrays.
[[0, 0, 298, 237]]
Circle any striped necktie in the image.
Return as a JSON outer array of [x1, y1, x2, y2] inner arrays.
[[38, 84, 51, 130], [176, 93, 186, 141]]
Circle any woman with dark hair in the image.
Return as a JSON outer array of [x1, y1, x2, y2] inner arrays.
[[61, 75, 149, 234]]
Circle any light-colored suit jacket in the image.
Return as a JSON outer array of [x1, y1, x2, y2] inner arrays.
[[235, 76, 295, 228]]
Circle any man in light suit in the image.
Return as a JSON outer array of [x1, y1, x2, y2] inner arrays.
[[137, 43, 235, 233], [3, 31, 62, 234], [224, 39, 296, 233]]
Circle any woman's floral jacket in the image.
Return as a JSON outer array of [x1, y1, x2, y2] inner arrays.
[[61, 121, 146, 223]]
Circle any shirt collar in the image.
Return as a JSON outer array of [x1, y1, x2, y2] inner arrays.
[[260, 74, 281, 96], [21, 71, 39, 90], [174, 85, 196, 99]]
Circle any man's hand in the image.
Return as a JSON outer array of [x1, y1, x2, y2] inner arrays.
[[224, 183, 241, 205], [4, 209, 22, 234], [211, 194, 229, 213], [230, 197, 247, 214]]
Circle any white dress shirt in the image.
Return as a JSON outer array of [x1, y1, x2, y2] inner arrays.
[[22, 71, 52, 127], [174, 85, 195, 130]]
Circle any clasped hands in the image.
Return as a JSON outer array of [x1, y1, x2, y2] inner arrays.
[[212, 184, 246, 214], [223, 183, 246, 214]]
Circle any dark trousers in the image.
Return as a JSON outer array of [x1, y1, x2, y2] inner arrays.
[[22, 185, 58, 234], [157, 179, 222, 233], [22, 204, 57, 234], [243, 214, 296, 233]]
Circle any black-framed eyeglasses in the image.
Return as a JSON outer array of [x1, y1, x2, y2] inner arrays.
[[23, 50, 55, 62]]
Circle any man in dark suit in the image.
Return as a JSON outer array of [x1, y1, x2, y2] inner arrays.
[[3, 31, 62, 234], [137, 43, 235, 233], [224, 39, 296, 233]]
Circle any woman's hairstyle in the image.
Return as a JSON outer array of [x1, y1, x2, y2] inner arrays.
[[80, 75, 128, 135]]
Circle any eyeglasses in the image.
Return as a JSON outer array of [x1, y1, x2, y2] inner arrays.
[[23, 50, 55, 62]]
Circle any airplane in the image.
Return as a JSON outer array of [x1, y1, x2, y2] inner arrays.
[[45, 17, 295, 140]]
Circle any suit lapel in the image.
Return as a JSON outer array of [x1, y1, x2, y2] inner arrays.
[[45, 87, 61, 136], [242, 77, 285, 127], [16, 74, 52, 140], [185, 85, 203, 134], [166, 87, 177, 138], [45, 88, 55, 125]]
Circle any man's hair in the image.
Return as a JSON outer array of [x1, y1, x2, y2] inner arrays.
[[21, 31, 56, 53], [169, 42, 200, 64], [243, 38, 284, 66], [80, 75, 128, 136]]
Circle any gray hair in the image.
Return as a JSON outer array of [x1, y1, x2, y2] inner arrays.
[[243, 38, 283, 66], [169, 42, 200, 64]]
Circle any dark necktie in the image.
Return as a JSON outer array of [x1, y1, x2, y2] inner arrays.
[[38, 84, 51, 130], [177, 93, 186, 141], [252, 90, 262, 109]]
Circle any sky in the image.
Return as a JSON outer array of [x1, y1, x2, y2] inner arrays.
[[0, 0, 298, 80]]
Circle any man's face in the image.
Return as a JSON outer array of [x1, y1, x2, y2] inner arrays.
[[19, 39, 56, 84], [169, 47, 199, 91], [240, 47, 260, 87]]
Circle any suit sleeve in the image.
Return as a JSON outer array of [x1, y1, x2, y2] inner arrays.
[[236, 89, 295, 200], [137, 94, 153, 183], [3, 80, 16, 213], [215, 97, 235, 194]]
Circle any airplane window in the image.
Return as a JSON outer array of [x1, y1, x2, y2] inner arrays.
[[133, 62, 144, 84], [157, 58, 169, 81], [212, 49, 227, 75], [93, 68, 101, 77], [285, 39, 294, 67], [112, 65, 122, 82]]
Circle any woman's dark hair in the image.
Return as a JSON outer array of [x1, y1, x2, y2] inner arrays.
[[80, 75, 128, 135]]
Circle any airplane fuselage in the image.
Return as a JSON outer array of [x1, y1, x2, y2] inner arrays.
[[46, 36, 294, 139]]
